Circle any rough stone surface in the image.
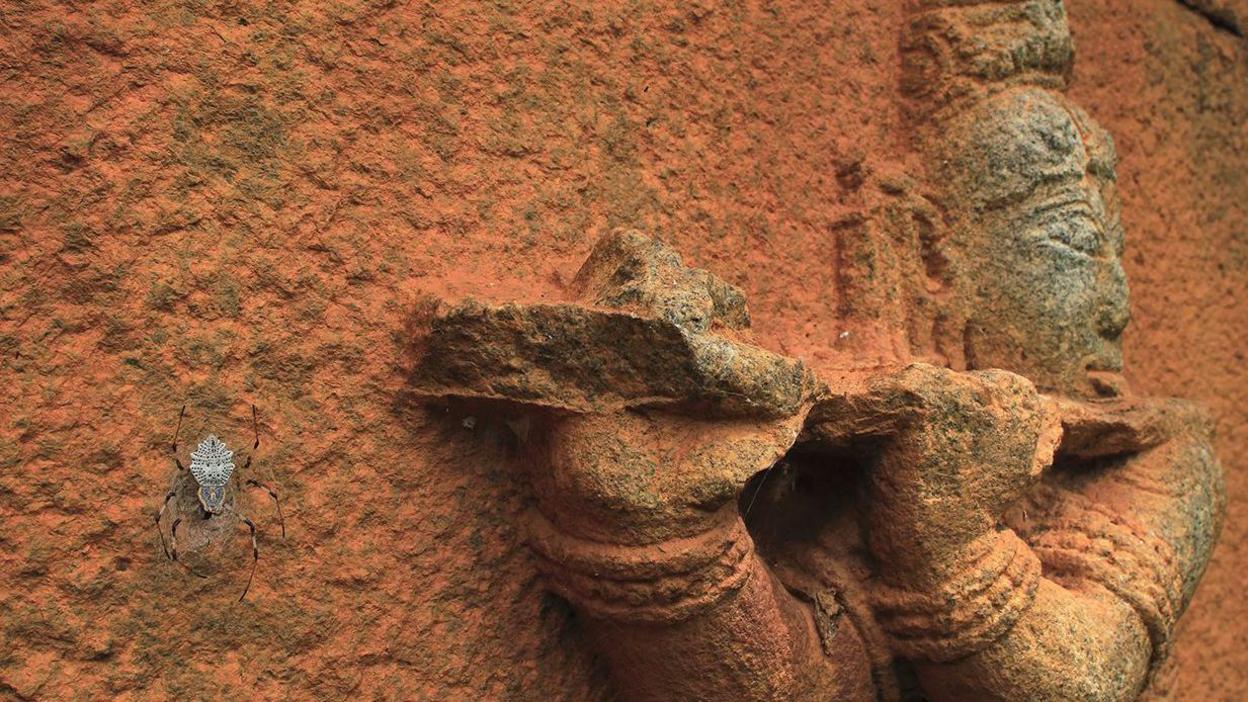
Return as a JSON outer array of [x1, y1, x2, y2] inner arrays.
[[1179, 0, 1248, 35], [415, 216, 1221, 701], [409, 231, 818, 419], [1066, 3, 1248, 698], [0, 1, 1243, 701]]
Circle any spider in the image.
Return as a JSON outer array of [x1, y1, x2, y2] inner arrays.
[[154, 404, 285, 601]]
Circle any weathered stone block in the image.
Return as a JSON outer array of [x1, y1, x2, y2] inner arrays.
[[409, 231, 818, 419]]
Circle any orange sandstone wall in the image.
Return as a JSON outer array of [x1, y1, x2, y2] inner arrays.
[[1067, 2, 1248, 699], [0, 1, 1242, 699]]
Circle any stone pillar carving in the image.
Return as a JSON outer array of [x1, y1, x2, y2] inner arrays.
[[409, 2, 1224, 699], [410, 230, 883, 701], [849, 1, 1228, 698]]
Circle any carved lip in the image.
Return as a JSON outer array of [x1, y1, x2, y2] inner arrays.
[[1085, 369, 1127, 400]]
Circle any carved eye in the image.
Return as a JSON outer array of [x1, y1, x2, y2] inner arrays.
[[1040, 211, 1103, 256]]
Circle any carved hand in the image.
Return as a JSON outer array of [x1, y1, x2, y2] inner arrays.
[[863, 364, 1061, 589]]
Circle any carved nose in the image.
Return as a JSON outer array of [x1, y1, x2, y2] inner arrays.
[[1096, 264, 1130, 341]]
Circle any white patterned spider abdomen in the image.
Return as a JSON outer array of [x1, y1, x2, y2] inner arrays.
[[190, 435, 235, 514], [190, 435, 235, 486]]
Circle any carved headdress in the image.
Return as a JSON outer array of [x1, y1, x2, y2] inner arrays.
[[901, 0, 1073, 122]]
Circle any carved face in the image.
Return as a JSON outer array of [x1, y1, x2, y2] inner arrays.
[[936, 89, 1131, 397]]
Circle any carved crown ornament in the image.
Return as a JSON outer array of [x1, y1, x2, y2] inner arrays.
[[408, 1, 1225, 699]]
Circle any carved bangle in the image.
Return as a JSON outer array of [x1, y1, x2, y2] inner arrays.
[[523, 507, 754, 624], [870, 529, 1042, 663]]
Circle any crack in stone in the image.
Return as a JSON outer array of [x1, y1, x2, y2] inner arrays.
[[1177, 0, 1246, 38]]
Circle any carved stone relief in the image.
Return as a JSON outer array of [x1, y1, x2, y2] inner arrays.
[[411, 2, 1225, 700]]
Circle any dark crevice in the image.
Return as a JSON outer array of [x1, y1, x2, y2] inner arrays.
[[1177, 0, 1246, 38]]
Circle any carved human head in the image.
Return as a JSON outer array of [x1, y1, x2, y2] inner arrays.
[[931, 88, 1131, 397]]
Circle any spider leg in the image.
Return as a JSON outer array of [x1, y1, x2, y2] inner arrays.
[[230, 510, 261, 602], [155, 489, 177, 559], [237, 405, 260, 477], [169, 517, 208, 579], [171, 404, 187, 472], [245, 479, 286, 539], [156, 409, 190, 561], [249, 404, 258, 452], [238, 404, 285, 538]]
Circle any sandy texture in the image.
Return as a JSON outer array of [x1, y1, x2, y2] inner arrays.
[[0, 0, 1242, 699], [1068, 2, 1248, 698]]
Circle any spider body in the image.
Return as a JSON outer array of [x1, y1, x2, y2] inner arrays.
[[154, 405, 285, 601], [190, 434, 234, 514]]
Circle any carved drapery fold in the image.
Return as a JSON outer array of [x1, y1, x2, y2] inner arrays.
[[1014, 485, 1185, 665]]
